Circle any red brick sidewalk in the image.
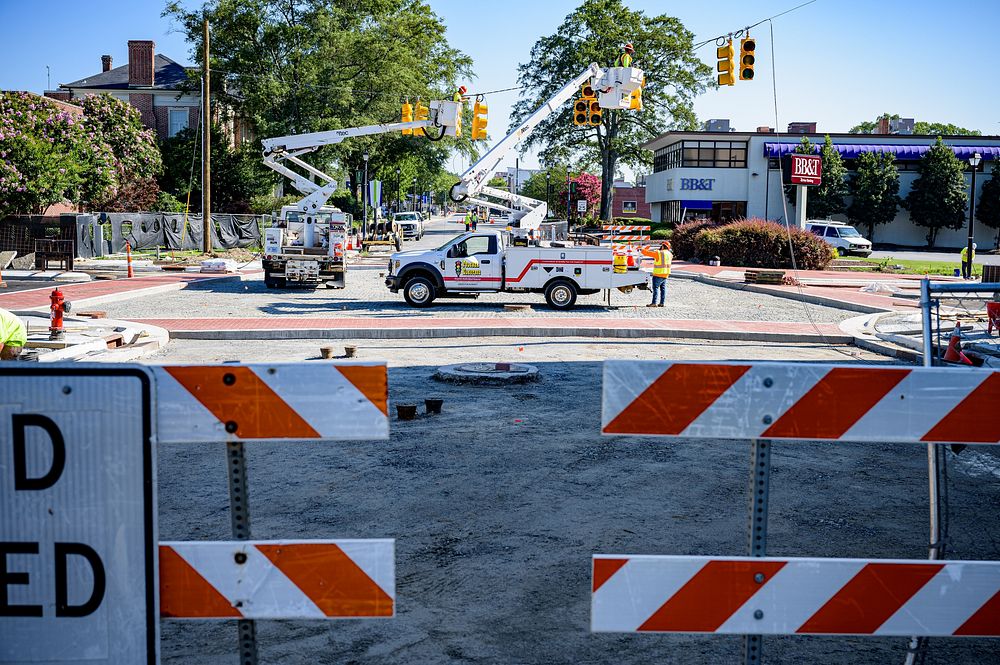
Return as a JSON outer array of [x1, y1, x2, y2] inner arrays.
[[132, 316, 850, 342], [0, 273, 237, 310]]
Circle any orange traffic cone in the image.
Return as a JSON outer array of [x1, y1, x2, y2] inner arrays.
[[346, 234, 354, 251], [942, 321, 973, 365]]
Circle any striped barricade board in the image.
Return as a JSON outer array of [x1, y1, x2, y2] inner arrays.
[[160, 540, 395, 619], [154, 362, 389, 442], [591, 555, 1000, 636], [602, 225, 651, 232], [602, 361, 999, 445]]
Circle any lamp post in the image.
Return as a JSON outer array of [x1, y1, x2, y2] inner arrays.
[[395, 167, 401, 214], [412, 177, 417, 212], [545, 172, 551, 218], [362, 152, 370, 239], [966, 152, 981, 279]]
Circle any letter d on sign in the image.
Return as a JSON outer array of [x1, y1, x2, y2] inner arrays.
[[12, 414, 66, 491]]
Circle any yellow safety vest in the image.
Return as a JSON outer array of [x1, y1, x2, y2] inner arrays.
[[615, 53, 633, 67], [0, 307, 27, 347], [454, 92, 464, 103], [652, 250, 672, 278], [961, 246, 975, 261]]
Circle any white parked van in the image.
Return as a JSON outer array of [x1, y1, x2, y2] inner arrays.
[[805, 221, 873, 257]]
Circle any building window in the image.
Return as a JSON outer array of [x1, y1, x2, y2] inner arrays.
[[654, 140, 747, 172], [622, 201, 638, 214], [168, 109, 189, 137]]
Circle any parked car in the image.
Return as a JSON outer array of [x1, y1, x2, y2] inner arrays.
[[392, 211, 424, 240], [805, 221, 872, 257]]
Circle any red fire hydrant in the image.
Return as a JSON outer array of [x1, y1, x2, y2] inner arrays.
[[49, 288, 71, 340]]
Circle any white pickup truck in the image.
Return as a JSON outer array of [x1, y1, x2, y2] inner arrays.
[[385, 230, 648, 309]]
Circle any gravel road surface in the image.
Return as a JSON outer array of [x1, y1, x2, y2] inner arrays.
[[146, 338, 1000, 664]]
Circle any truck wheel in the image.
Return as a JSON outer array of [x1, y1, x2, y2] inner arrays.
[[544, 280, 578, 310], [403, 276, 436, 307], [394, 235, 403, 252]]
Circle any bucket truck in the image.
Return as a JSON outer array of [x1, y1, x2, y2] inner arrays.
[[260, 100, 462, 288], [385, 64, 649, 310]]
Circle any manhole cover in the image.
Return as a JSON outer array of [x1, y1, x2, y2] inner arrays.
[[434, 362, 539, 385]]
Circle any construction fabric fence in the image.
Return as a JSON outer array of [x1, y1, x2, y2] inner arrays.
[[0, 212, 268, 260]]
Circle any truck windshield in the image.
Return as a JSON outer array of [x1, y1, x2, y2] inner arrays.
[[838, 226, 862, 237]]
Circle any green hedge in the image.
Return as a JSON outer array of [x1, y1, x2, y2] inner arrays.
[[671, 219, 715, 260], [692, 218, 833, 270]]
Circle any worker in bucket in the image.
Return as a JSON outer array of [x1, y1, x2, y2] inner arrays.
[[0, 307, 27, 360], [453, 86, 467, 103], [960, 242, 977, 279], [615, 43, 635, 67], [640, 240, 672, 307]]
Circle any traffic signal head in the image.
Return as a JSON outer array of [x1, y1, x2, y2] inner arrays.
[[573, 98, 589, 126], [739, 38, 756, 81], [401, 102, 413, 135], [588, 100, 602, 126], [581, 83, 596, 99], [414, 101, 429, 122], [471, 99, 488, 140], [716, 39, 735, 86]]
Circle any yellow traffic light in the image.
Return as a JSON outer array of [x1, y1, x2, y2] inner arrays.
[[717, 39, 735, 86], [414, 101, 429, 137], [581, 83, 596, 100], [573, 98, 589, 126], [471, 99, 488, 140], [739, 37, 756, 81], [588, 99, 602, 126], [628, 87, 642, 111], [401, 102, 413, 135]]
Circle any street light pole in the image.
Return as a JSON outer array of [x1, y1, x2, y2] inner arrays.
[[362, 152, 369, 239], [966, 152, 981, 279], [546, 172, 551, 218], [396, 167, 401, 214], [412, 178, 417, 212]]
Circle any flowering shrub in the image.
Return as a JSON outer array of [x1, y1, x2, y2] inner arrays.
[[693, 218, 834, 270], [0, 92, 162, 216], [0, 92, 86, 215], [557, 172, 601, 222]]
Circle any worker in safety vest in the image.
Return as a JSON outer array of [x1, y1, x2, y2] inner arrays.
[[615, 43, 635, 68], [640, 241, 672, 307], [0, 307, 27, 360], [464, 209, 473, 232], [453, 86, 467, 103], [960, 243, 977, 279]]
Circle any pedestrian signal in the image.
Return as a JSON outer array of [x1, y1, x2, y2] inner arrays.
[[581, 83, 596, 99], [573, 99, 589, 126], [740, 37, 756, 81], [717, 39, 735, 86], [471, 99, 488, 140], [401, 102, 413, 135], [414, 101, 429, 136], [588, 100, 602, 126]]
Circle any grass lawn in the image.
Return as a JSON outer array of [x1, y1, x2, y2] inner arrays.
[[838, 255, 983, 277]]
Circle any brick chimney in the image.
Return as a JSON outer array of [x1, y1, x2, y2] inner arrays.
[[101, 55, 112, 72], [127, 40, 155, 87]]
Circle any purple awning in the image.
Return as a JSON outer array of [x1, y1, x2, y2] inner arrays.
[[763, 142, 1000, 161]]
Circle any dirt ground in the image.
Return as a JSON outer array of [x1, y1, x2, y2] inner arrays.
[[146, 338, 1000, 664]]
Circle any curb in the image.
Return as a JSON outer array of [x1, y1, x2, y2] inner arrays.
[[671, 271, 893, 315], [837, 311, 921, 362], [163, 325, 854, 344], [14, 274, 243, 312]]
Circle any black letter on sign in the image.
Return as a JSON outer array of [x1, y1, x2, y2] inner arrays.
[[55, 542, 106, 618], [12, 414, 65, 491], [0, 542, 43, 617]]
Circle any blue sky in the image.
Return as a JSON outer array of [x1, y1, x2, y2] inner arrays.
[[2, 0, 999, 176]]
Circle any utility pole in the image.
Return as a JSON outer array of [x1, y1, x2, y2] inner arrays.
[[201, 17, 211, 253]]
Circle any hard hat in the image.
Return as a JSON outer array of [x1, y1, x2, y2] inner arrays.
[[458, 85, 467, 94], [624, 43, 634, 51]]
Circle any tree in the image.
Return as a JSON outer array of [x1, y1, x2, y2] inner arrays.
[[783, 136, 848, 219], [158, 126, 276, 213], [0, 92, 86, 215], [510, 0, 712, 221], [848, 113, 899, 134], [976, 162, 1000, 248], [522, 166, 572, 216], [904, 137, 968, 247], [164, 0, 474, 212], [78, 94, 162, 210], [848, 151, 900, 241], [559, 172, 601, 223]]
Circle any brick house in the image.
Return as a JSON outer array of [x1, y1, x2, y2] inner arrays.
[[45, 40, 248, 144]]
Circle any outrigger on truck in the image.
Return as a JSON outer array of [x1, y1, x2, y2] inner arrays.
[[385, 63, 649, 310]]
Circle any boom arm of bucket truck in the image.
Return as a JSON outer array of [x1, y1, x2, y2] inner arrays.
[[261, 100, 462, 215], [448, 63, 643, 231]]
